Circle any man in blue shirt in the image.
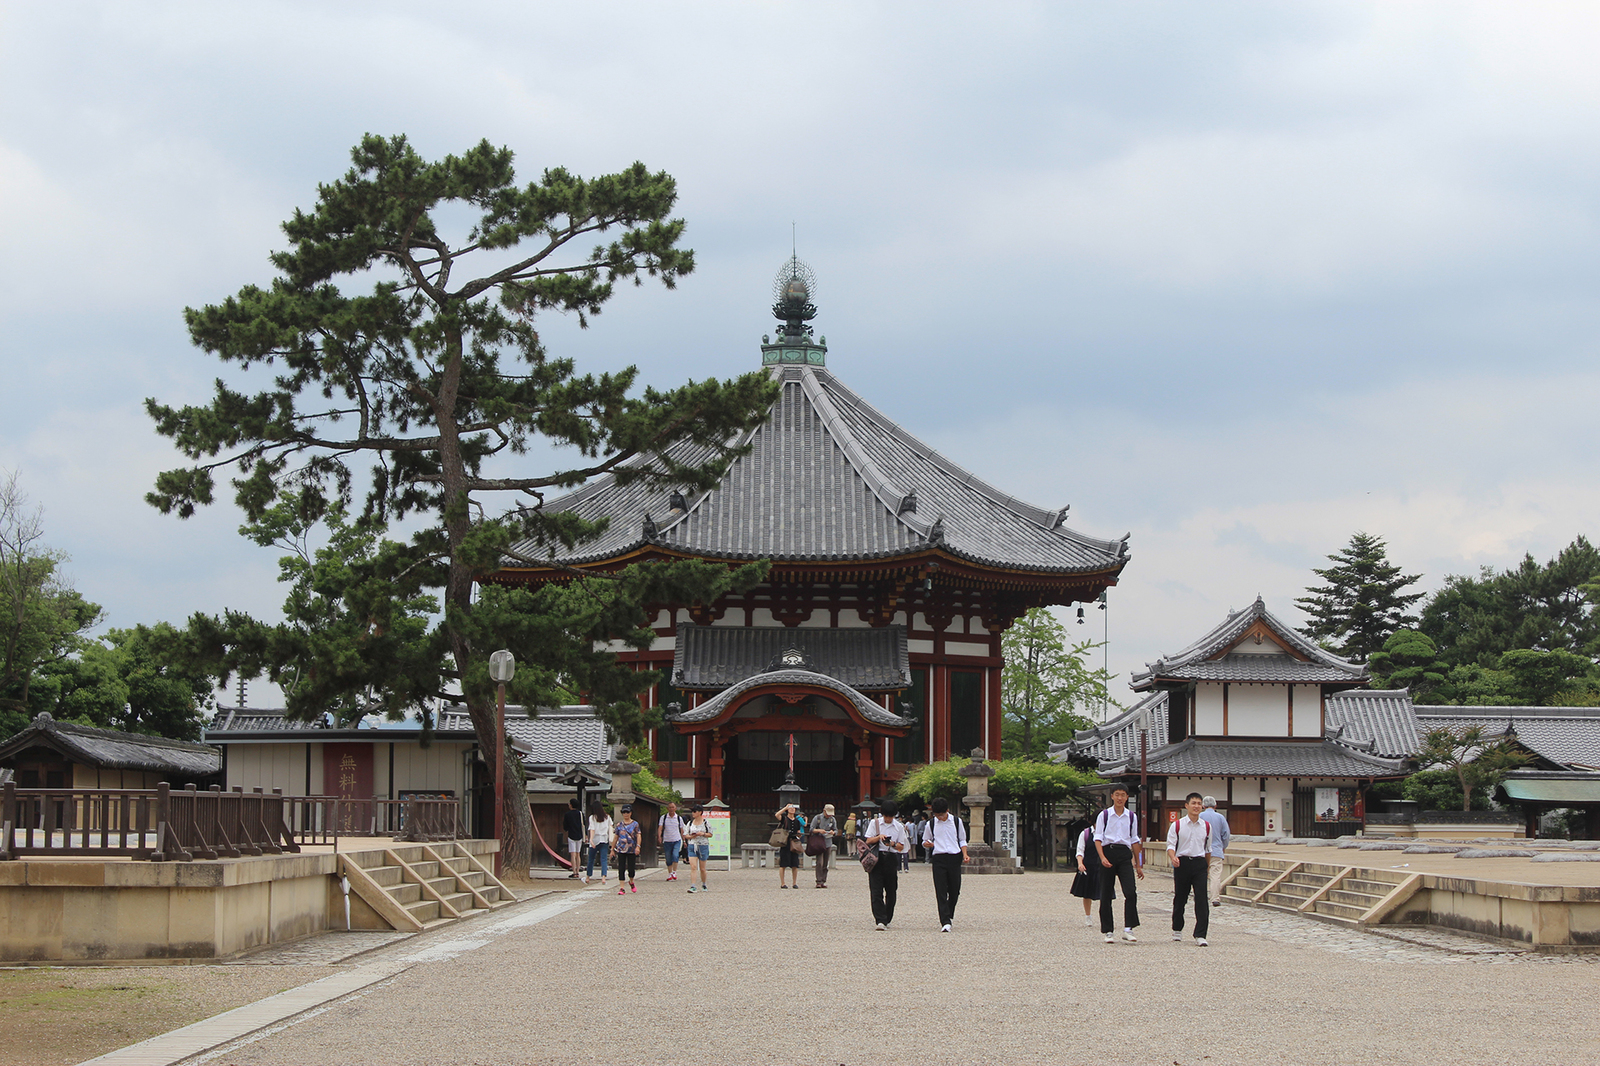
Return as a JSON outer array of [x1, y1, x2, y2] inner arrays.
[[1199, 795, 1232, 906]]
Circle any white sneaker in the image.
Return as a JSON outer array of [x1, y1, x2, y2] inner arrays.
[[1172, 931, 1183, 942], [1104, 932, 1115, 944], [1123, 931, 1138, 943], [941, 924, 951, 933], [1196, 937, 1209, 947], [1083, 915, 1093, 927], [875, 922, 886, 931]]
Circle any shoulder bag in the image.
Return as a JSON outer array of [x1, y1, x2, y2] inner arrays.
[[857, 820, 880, 872], [768, 823, 790, 848]]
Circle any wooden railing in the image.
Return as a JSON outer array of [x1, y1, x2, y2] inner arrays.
[[1, 784, 467, 862]]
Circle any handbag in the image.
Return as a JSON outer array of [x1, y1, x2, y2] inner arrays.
[[805, 832, 828, 856], [857, 838, 878, 872], [768, 825, 789, 848], [788, 836, 805, 854]]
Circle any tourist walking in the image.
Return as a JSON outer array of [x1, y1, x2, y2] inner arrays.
[[842, 811, 857, 857], [658, 801, 686, 882], [613, 805, 641, 894], [865, 799, 909, 929], [920, 797, 970, 932], [584, 800, 613, 885], [810, 804, 839, 888], [562, 798, 584, 880], [1167, 792, 1211, 946], [776, 803, 804, 889], [684, 805, 711, 893], [1093, 784, 1143, 943], [1199, 795, 1231, 906], [1069, 822, 1107, 926]]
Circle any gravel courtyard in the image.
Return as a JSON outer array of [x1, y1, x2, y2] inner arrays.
[[186, 860, 1599, 1066]]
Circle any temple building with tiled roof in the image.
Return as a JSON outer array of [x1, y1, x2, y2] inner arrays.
[[484, 258, 1130, 811], [1051, 597, 1409, 839]]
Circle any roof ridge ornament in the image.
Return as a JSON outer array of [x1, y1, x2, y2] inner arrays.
[[762, 256, 827, 368], [926, 515, 946, 545]]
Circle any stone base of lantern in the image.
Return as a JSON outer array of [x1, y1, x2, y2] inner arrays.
[[959, 842, 1025, 874]]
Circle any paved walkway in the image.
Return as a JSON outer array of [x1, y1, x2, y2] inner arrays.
[[83, 863, 1599, 1066]]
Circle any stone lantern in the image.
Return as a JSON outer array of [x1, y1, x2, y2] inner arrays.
[[959, 747, 993, 847], [607, 758, 642, 807]]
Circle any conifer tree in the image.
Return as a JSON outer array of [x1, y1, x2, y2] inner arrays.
[[146, 135, 779, 874], [1295, 532, 1423, 663]]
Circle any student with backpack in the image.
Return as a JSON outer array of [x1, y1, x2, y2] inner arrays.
[[920, 797, 970, 932], [1166, 792, 1211, 946], [1092, 784, 1144, 943]]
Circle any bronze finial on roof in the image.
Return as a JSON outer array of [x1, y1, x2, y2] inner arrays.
[[771, 255, 818, 340]]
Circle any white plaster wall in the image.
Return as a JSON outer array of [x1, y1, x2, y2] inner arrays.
[[1229, 684, 1288, 736], [1292, 685, 1323, 737], [1195, 684, 1224, 735], [749, 607, 778, 627], [1263, 779, 1293, 837], [945, 640, 990, 658], [912, 612, 927, 631], [834, 611, 870, 628], [391, 741, 472, 794], [1230, 638, 1286, 655], [908, 639, 934, 654], [227, 744, 305, 795]]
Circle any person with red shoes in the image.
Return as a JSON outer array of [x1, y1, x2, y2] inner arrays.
[[613, 805, 641, 894], [658, 801, 686, 882]]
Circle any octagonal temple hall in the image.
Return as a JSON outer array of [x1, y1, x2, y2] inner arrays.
[[483, 259, 1129, 815]]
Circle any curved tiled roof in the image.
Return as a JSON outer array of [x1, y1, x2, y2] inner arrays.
[[671, 623, 909, 691], [1414, 706, 1600, 771], [1325, 689, 1420, 759], [1, 712, 220, 778], [1093, 737, 1407, 779], [501, 364, 1129, 576], [670, 669, 911, 730], [1131, 596, 1365, 689], [1050, 691, 1171, 765]]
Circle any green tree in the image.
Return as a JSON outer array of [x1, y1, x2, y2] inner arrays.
[[1415, 724, 1530, 812], [0, 471, 102, 737], [145, 135, 779, 874], [1000, 607, 1108, 760], [1295, 532, 1424, 663], [1419, 537, 1600, 668], [41, 624, 219, 740], [895, 754, 1101, 807], [1366, 629, 1449, 701]]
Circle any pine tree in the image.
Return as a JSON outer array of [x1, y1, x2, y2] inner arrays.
[[145, 135, 780, 874], [1295, 532, 1424, 663]]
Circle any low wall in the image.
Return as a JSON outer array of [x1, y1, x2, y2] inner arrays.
[[1393, 877, 1600, 951], [0, 839, 500, 962]]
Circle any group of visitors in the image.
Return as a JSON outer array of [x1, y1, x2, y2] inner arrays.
[[771, 801, 842, 888], [561, 783, 1232, 946], [1070, 784, 1231, 947], [560, 798, 714, 894]]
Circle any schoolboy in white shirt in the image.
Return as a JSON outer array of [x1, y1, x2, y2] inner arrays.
[[1166, 792, 1211, 946]]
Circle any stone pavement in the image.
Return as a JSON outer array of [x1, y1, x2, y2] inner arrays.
[[87, 864, 1599, 1066]]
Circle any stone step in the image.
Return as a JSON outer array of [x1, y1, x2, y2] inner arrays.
[[407, 899, 440, 923], [1345, 877, 1405, 896], [1313, 900, 1368, 921], [1327, 888, 1387, 909], [389, 882, 423, 906]]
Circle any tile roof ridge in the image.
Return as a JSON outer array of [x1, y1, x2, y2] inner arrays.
[[798, 366, 923, 536], [651, 408, 771, 540], [811, 368, 1127, 553], [51, 717, 218, 752]]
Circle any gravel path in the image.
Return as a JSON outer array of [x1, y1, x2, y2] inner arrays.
[[207, 864, 1598, 1066]]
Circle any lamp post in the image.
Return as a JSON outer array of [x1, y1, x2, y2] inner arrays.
[[488, 649, 515, 877]]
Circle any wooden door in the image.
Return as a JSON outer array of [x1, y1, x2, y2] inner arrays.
[[1227, 808, 1263, 835]]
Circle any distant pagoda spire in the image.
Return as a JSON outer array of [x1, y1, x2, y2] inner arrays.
[[761, 255, 827, 368]]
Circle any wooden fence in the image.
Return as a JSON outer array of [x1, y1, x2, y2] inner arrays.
[[1, 783, 467, 861]]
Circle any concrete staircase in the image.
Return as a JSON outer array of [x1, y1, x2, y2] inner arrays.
[[1221, 858, 1419, 925], [338, 842, 513, 932]]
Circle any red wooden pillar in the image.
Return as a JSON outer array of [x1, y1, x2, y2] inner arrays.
[[708, 732, 725, 801], [857, 734, 874, 800], [931, 663, 948, 760]]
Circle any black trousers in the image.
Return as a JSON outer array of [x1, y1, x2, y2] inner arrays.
[[615, 851, 637, 881], [1172, 855, 1210, 938], [868, 856, 899, 925], [930, 853, 963, 925], [1099, 844, 1140, 933]]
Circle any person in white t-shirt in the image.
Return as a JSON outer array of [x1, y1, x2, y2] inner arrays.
[[1093, 784, 1144, 943], [584, 800, 613, 886], [657, 801, 686, 882], [865, 799, 910, 930]]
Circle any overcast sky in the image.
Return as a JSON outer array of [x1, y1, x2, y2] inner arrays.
[[2, 2, 1598, 714]]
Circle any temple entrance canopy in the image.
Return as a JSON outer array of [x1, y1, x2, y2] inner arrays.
[[483, 257, 1131, 807]]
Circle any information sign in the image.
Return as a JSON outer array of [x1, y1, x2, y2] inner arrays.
[[995, 809, 1017, 857], [706, 810, 733, 867]]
